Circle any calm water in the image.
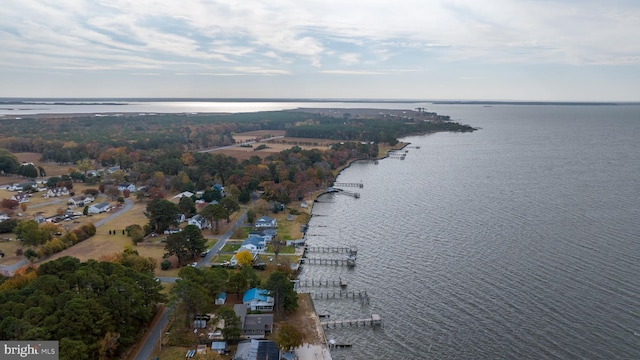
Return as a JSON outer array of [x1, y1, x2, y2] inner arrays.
[[302, 105, 640, 359]]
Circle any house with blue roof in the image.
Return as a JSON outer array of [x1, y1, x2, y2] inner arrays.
[[242, 288, 274, 311]]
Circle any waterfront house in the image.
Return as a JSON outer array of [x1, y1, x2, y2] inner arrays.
[[254, 215, 277, 229], [88, 201, 111, 214], [233, 304, 274, 339], [242, 288, 274, 312]]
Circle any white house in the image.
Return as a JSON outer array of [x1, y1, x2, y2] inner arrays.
[[254, 215, 277, 229], [172, 191, 194, 200], [11, 192, 30, 203], [8, 181, 37, 192], [188, 214, 210, 229], [0, 212, 9, 222], [67, 195, 94, 207], [46, 187, 69, 198], [242, 288, 274, 312], [88, 201, 111, 214], [118, 183, 136, 192], [239, 234, 267, 255]]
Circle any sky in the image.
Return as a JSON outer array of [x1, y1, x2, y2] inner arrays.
[[1, 0, 639, 101]]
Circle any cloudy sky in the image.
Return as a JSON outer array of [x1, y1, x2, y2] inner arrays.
[[2, 0, 639, 101]]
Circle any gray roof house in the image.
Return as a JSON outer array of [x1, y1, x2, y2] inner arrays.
[[88, 201, 111, 214], [254, 216, 277, 229], [233, 304, 274, 339]]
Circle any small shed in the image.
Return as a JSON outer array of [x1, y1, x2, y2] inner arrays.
[[211, 341, 227, 354], [215, 292, 227, 305]]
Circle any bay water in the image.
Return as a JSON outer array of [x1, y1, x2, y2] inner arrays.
[[303, 104, 640, 359]]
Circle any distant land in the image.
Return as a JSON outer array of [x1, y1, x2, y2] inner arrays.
[[0, 98, 636, 106]]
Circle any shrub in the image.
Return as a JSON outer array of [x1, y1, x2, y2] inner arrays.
[[161, 259, 172, 270]]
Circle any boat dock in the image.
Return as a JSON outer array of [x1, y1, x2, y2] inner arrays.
[[321, 314, 382, 329], [305, 245, 357, 255], [301, 256, 356, 267], [309, 290, 369, 305], [295, 277, 348, 288], [333, 182, 364, 188]]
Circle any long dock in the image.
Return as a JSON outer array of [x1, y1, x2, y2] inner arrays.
[[301, 256, 356, 267], [309, 289, 369, 305], [334, 182, 364, 188], [321, 314, 382, 329], [295, 277, 347, 288], [305, 245, 357, 255]]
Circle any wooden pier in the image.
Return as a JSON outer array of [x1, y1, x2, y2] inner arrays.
[[295, 277, 347, 288], [334, 182, 364, 188], [309, 289, 369, 304], [321, 314, 382, 329], [305, 245, 357, 255], [301, 256, 356, 267]]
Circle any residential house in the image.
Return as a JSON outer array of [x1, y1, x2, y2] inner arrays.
[[233, 339, 279, 360], [172, 191, 194, 200], [242, 288, 274, 312], [254, 215, 277, 229], [11, 192, 30, 203], [118, 183, 136, 192], [239, 234, 267, 255], [8, 181, 37, 192], [46, 187, 69, 198], [67, 195, 94, 207], [249, 229, 276, 243], [188, 214, 210, 229], [88, 201, 111, 214], [233, 304, 274, 339], [0, 212, 9, 222]]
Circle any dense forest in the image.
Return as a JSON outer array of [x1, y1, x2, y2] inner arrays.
[[0, 110, 474, 164], [0, 255, 164, 359]]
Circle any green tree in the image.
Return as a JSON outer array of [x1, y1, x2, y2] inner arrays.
[[0, 149, 19, 174], [265, 271, 298, 316], [219, 197, 240, 223], [200, 203, 227, 233], [163, 232, 191, 266], [76, 158, 92, 176], [172, 279, 208, 328], [181, 224, 207, 260], [214, 306, 242, 341], [226, 271, 248, 296], [18, 164, 38, 178], [14, 220, 49, 247], [178, 196, 196, 217], [146, 199, 180, 233], [276, 323, 303, 352]]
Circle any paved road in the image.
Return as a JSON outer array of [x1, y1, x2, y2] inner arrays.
[[135, 307, 169, 360], [198, 209, 248, 267], [134, 209, 247, 360]]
